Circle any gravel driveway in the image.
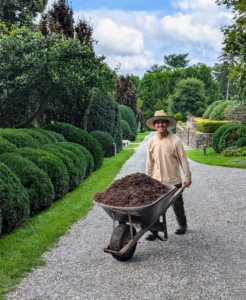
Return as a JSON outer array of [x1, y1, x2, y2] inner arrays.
[[8, 133, 246, 300]]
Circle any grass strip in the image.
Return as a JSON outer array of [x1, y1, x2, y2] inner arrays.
[[0, 134, 152, 300], [186, 147, 246, 169]]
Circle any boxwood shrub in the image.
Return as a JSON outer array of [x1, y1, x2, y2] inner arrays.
[[0, 162, 29, 235], [58, 142, 94, 178], [202, 100, 224, 119], [236, 137, 246, 148], [120, 120, 132, 140], [0, 129, 37, 148], [209, 101, 233, 120], [44, 123, 103, 170], [41, 144, 85, 190], [19, 148, 69, 200], [212, 124, 235, 153], [19, 129, 53, 146], [31, 128, 58, 142], [0, 153, 54, 216], [218, 124, 246, 153], [91, 131, 115, 157], [0, 137, 20, 154], [119, 105, 137, 141], [195, 118, 230, 133]]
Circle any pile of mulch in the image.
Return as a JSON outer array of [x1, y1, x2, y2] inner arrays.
[[94, 172, 170, 207]]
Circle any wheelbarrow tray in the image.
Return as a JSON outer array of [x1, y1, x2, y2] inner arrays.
[[94, 183, 177, 225]]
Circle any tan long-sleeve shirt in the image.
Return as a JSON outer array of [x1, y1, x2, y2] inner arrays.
[[146, 132, 191, 185]]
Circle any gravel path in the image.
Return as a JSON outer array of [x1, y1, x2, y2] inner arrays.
[[8, 133, 246, 300]]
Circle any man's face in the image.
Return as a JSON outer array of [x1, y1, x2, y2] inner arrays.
[[154, 119, 169, 133]]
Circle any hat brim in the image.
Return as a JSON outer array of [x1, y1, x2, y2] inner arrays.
[[146, 116, 177, 129]]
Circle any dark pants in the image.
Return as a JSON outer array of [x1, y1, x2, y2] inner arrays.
[[172, 183, 187, 226]]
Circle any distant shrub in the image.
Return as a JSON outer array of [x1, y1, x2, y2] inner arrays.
[[120, 120, 132, 140], [218, 124, 246, 153], [0, 154, 54, 216], [195, 118, 230, 133], [19, 148, 69, 200], [220, 146, 246, 157], [0, 162, 29, 235], [174, 112, 182, 121], [44, 123, 103, 170], [202, 100, 224, 119], [42, 143, 86, 190], [209, 101, 233, 120], [235, 137, 246, 148], [0, 129, 37, 148], [119, 105, 137, 141], [91, 131, 115, 157], [0, 137, 19, 154], [87, 90, 123, 153]]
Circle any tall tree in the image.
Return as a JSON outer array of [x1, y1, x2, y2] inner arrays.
[[114, 75, 138, 116], [164, 53, 190, 69], [0, 0, 48, 28], [216, 0, 246, 100]]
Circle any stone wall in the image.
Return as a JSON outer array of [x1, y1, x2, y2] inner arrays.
[[176, 124, 213, 149]]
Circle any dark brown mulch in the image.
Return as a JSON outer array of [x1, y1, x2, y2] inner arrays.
[[93, 172, 170, 207]]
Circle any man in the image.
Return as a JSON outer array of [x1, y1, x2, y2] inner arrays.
[[145, 110, 192, 240]]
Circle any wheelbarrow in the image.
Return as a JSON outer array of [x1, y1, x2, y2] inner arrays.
[[94, 184, 186, 261]]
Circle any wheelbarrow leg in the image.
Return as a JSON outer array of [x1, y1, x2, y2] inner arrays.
[[162, 213, 168, 241]]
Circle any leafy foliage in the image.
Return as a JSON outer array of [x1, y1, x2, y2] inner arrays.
[[218, 124, 246, 153], [91, 131, 115, 158], [118, 105, 138, 141], [235, 137, 246, 148], [209, 100, 234, 120], [0, 162, 29, 235], [120, 120, 132, 140], [164, 53, 190, 69], [0, 137, 19, 154], [220, 146, 246, 157], [0, 129, 37, 148], [0, 153, 54, 216], [202, 100, 225, 119]]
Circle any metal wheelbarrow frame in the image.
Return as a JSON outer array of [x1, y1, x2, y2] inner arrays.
[[94, 184, 185, 261]]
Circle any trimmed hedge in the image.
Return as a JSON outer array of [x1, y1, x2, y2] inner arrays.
[[0, 162, 29, 235], [236, 137, 246, 148], [19, 148, 69, 200], [202, 100, 224, 119], [31, 128, 59, 142], [41, 143, 85, 190], [195, 118, 230, 133], [87, 90, 123, 153], [0, 129, 37, 148], [0, 137, 19, 154], [0, 153, 54, 216], [19, 129, 53, 146], [119, 105, 137, 141], [44, 123, 103, 170], [58, 142, 94, 178], [218, 124, 246, 153], [121, 120, 132, 140], [212, 124, 235, 153], [91, 131, 115, 157], [220, 146, 246, 157], [209, 101, 233, 120]]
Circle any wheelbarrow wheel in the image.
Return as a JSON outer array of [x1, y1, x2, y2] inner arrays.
[[110, 224, 137, 261]]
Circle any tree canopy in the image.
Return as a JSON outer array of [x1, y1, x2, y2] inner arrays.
[[164, 53, 190, 69]]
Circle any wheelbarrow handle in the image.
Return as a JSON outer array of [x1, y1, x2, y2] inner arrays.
[[169, 186, 186, 206]]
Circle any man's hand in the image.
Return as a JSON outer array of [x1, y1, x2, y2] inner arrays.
[[184, 181, 191, 187]]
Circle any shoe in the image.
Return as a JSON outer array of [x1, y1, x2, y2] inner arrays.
[[175, 225, 187, 234], [145, 231, 157, 241]]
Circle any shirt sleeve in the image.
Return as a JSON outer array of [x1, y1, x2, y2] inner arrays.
[[175, 141, 192, 182], [146, 140, 155, 177]]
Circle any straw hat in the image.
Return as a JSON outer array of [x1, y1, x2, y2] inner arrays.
[[146, 110, 177, 129]]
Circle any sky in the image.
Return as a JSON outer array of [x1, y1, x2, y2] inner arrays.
[[44, 0, 233, 78]]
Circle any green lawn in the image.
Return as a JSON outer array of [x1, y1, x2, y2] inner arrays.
[[186, 147, 246, 169], [0, 132, 149, 300]]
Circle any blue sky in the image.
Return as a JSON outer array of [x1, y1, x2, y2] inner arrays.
[[45, 0, 232, 78]]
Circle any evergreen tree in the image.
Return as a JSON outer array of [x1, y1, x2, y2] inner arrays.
[[114, 75, 138, 116], [164, 53, 190, 69]]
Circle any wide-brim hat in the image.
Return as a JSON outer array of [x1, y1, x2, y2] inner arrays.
[[146, 110, 177, 129]]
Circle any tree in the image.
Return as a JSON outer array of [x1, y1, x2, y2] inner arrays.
[[114, 75, 138, 116], [164, 53, 190, 69], [168, 78, 208, 119], [0, 0, 48, 28], [216, 0, 246, 100], [0, 25, 116, 129], [75, 17, 96, 50]]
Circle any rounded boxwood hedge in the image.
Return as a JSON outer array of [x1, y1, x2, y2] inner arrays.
[[119, 105, 138, 141], [235, 137, 246, 148], [0, 162, 29, 235], [0, 129, 37, 148], [19, 148, 69, 200], [44, 123, 103, 170], [212, 124, 235, 153], [0, 137, 20, 154], [121, 120, 132, 140], [19, 129, 53, 146], [31, 128, 58, 143], [218, 124, 246, 153], [58, 142, 94, 178], [209, 101, 233, 120], [202, 100, 224, 119], [41, 144, 85, 190], [91, 131, 115, 157], [0, 153, 54, 216]]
